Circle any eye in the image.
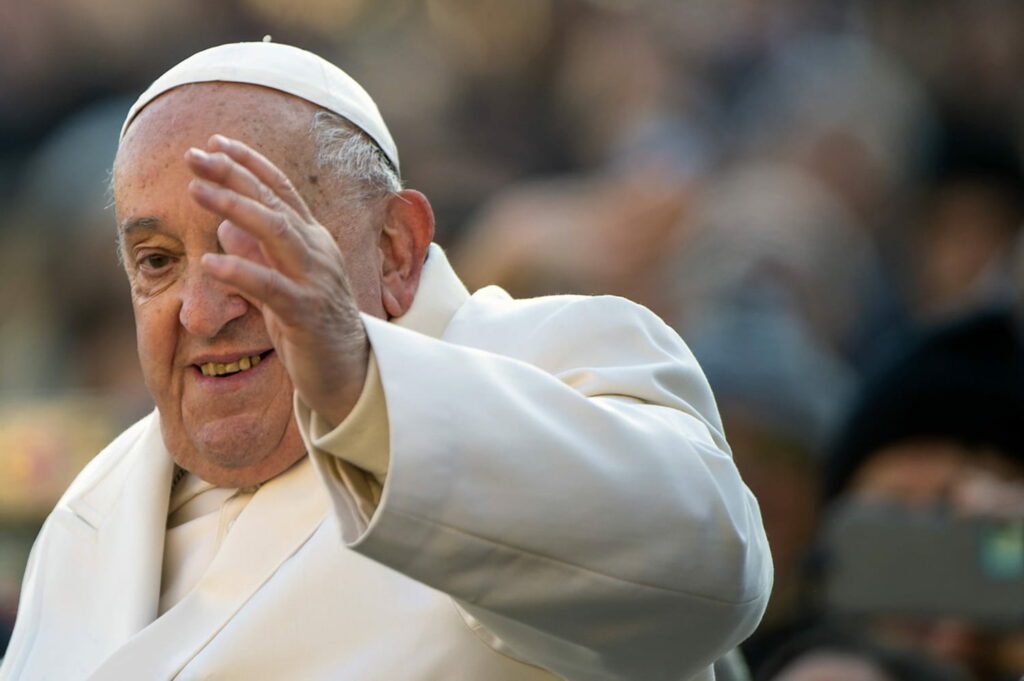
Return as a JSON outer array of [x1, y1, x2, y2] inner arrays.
[[137, 252, 175, 273]]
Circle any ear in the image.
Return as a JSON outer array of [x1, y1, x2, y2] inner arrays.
[[380, 189, 435, 318]]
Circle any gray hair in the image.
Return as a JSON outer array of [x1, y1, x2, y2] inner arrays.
[[310, 110, 403, 210]]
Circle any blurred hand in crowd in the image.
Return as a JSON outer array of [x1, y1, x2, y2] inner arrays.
[[452, 163, 696, 313]]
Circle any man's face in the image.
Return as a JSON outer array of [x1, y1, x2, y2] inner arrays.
[[849, 440, 1024, 513], [113, 83, 384, 484], [844, 441, 1024, 674]]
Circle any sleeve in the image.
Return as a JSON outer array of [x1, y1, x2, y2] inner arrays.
[[297, 295, 773, 681], [295, 352, 389, 525]]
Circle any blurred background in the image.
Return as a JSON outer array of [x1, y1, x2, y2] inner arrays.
[[1, 0, 1023, 679]]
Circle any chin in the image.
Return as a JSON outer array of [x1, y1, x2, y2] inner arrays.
[[160, 403, 306, 485], [193, 412, 289, 468], [161, 408, 286, 467]]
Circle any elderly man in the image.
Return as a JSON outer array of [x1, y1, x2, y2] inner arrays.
[[0, 43, 770, 681]]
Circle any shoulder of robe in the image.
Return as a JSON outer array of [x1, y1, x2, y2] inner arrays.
[[436, 289, 719, 424], [54, 411, 157, 509], [446, 288, 694, 373]]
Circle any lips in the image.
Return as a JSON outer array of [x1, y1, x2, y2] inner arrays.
[[195, 349, 273, 377]]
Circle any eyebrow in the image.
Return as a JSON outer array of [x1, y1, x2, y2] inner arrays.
[[118, 216, 162, 237]]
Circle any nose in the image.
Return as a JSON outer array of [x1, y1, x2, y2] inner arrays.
[[178, 266, 250, 339]]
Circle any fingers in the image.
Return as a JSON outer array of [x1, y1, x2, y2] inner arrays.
[[201, 253, 305, 325], [207, 135, 314, 220], [217, 221, 266, 265], [189, 178, 309, 276], [186, 147, 295, 219]]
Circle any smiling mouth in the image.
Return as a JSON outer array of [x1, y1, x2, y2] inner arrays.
[[198, 350, 273, 377]]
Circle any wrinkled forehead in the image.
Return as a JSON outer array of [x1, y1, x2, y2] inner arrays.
[[119, 82, 318, 152], [112, 83, 323, 207]]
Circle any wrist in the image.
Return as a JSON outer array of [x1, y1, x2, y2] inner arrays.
[[308, 334, 371, 430]]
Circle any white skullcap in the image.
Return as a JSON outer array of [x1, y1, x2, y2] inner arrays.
[[120, 41, 399, 172]]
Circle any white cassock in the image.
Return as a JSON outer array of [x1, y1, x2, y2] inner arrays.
[[0, 245, 772, 681]]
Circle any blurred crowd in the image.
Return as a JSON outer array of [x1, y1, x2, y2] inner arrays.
[[2, 0, 1024, 679]]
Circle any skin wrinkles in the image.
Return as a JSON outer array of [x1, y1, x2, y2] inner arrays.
[[113, 82, 433, 487]]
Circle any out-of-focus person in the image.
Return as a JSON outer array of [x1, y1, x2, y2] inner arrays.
[[855, 117, 1024, 365], [822, 307, 1024, 680]]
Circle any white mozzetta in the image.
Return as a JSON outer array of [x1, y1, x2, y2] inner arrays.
[[0, 245, 771, 681]]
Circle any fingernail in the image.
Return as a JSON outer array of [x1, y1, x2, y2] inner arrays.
[[186, 147, 209, 162], [201, 252, 227, 271]]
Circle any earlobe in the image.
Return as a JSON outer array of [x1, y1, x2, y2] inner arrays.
[[382, 288, 403, 318], [379, 189, 435, 317]]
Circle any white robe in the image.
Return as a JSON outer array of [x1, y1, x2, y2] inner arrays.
[[0, 245, 772, 681]]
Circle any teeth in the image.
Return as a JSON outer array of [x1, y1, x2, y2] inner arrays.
[[199, 354, 264, 377]]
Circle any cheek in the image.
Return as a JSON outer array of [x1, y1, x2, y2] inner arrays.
[[348, 262, 383, 314], [132, 295, 180, 395], [340, 236, 384, 314]]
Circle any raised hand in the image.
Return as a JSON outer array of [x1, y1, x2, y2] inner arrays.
[[184, 134, 369, 429]]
